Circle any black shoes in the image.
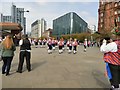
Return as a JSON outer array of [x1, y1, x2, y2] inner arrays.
[[6, 73, 10, 76], [28, 70, 31, 72], [28, 69, 31, 72], [2, 72, 10, 76], [2, 72, 6, 74], [16, 70, 22, 73], [16, 69, 31, 73]]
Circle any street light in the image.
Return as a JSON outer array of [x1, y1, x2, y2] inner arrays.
[[19, 10, 29, 34]]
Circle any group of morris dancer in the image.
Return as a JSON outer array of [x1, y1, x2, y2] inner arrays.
[[46, 37, 78, 54], [31, 37, 94, 53]]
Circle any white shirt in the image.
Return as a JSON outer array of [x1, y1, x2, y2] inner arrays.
[[19, 39, 31, 52], [19, 39, 31, 46], [100, 42, 118, 53], [19, 39, 23, 46]]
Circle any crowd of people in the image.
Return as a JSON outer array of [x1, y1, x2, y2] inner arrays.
[[0, 33, 120, 90], [0, 35, 95, 76], [0, 34, 31, 76], [29, 37, 97, 54]]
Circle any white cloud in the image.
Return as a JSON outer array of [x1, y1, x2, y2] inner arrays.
[[87, 17, 97, 25], [80, 11, 90, 16], [78, 11, 98, 30]]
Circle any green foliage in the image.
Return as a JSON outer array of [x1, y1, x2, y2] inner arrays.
[[112, 27, 120, 36], [61, 33, 91, 42]]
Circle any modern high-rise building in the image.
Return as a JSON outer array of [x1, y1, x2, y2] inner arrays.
[[98, 0, 120, 34], [52, 12, 88, 37], [31, 19, 47, 38], [11, 4, 26, 34], [41, 18, 47, 34], [0, 13, 3, 22], [3, 16, 12, 22], [0, 13, 12, 22]]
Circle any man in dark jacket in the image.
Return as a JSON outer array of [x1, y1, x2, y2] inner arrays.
[[17, 34, 31, 73]]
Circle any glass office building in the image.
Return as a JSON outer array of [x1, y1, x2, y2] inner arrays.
[[11, 4, 26, 34], [53, 12, 88, 37]]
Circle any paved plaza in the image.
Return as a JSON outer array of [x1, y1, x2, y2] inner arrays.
[[1, 45, 110, 88]]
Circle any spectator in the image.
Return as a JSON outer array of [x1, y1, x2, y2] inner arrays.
[[17, 34, 31, 73], [0, 34, 16, 76], [100, 36, 120, 90]]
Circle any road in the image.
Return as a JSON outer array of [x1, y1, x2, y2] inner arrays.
[[1, 45, 110, 89]]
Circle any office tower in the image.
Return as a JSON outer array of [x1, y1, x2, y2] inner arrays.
[[31, 19, 47, 38], [53, 12, 88, 37], [11, 4, 26, 34]]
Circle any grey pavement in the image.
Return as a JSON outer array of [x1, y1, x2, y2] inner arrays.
[[1, 45, 110, 88]]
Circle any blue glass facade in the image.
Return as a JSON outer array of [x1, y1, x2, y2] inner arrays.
[[53, 12, 88, 37]]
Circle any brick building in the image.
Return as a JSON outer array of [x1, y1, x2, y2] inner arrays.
[[98, 0, 120, 34]]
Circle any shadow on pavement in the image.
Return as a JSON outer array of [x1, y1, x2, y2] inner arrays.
[[31, 61, 47, 70], [92, 69, 111, 88]]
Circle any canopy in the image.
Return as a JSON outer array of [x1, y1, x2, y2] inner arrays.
[[0, 22, 23, 35]]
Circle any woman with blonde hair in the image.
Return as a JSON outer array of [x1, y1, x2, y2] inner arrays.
[[0, 34, 16, 76]]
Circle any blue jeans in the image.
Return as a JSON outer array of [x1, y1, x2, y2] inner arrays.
[[2, 57, 13, 75]]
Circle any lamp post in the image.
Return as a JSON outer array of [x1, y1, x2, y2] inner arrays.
[[19, 10, 29, 35]]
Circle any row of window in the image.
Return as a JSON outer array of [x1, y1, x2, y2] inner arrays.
[[100, 9, 120, 18], [114, 10, 120, 15], [100, 16, 120, 28], [114, 2, 120, 7], [115, 16, 120, 22], [101, 1, 120, 6]]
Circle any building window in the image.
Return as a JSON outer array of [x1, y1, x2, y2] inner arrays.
[[118, 1, 120, 6], [101, 1, 104, 5], [101, 24, 103, 27], [118, 16, 120, 22], [108, 4, 111, 8], [114, 11, 117, 15], [101, 13, 103, 17], [118, 10, 120, 14], [115, 3, 117, 7], [101, 19, 103, 22]]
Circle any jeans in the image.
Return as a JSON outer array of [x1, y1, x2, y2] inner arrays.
[[2, 57, 13, 75]]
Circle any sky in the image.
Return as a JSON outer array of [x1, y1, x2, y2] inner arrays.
[[0, 0, 99, 33]]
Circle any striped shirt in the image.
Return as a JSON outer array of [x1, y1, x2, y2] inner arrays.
[[100, 40, 120, 65]]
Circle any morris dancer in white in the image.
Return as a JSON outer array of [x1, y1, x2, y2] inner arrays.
[[66, 39, 70, 50], [84, 38, 87, 52], [39, 38, 42, 47], [52, 38, 56, 50], [42, 38, 47, 48], [72, 38, 78, 54], [58, 38, 64, 54], [68, 38, 73, 54], [47, 37, 52, 54]]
